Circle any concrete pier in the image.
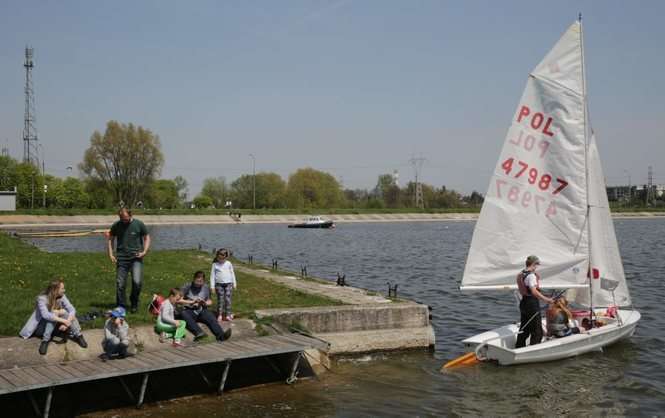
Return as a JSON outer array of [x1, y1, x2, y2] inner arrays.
[[244, 265, 436, 355]]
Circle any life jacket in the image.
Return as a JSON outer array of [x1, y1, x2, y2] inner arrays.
[[148, 294, 165, 316], [516, 269, 540, 297]]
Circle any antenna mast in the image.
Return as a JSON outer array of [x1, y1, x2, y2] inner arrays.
[[410, 156, 426, 209], [23, 46, 38, 165]]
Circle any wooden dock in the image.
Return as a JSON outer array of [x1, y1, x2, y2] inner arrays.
[[0, 333, 328, 418]]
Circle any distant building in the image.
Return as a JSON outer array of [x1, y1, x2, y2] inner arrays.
[[606, 185, 665, 203], [0, 187, 17, 211], [606, 185, 634, 202]]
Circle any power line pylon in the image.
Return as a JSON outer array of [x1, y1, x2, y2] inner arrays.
[[647, 165, 653, 206], [23, 46, 38, 165], [410, 156, 426, 209]]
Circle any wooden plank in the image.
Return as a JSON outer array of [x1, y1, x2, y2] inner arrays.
[[251, 336, 297, 350], [154, 349, 192, 364], [54, 363, 89, 379], [270, 334, 312, 348], [216, 341, 266, 358], [67, 360, 100, 376], [136, 352, 169, 367], [271, 333, 313, 346], [3, 369, 32, 387], [188, 344, 223, 360], [231, 339, 274, 355], [29, 365, 67, 383], [11, 368, 45, 386], [16, 367, 49, 386], [207, 341, 246, 356], [79, 359, 123, 375], [195, 342, 239, 357], [172, 347, 205, 361], [131, 353, 165, 367], [0, 374, 17, 389], [117, 356, 152, 372]]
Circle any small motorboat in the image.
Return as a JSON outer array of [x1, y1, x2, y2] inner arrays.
[[288, 216, 335, 229]]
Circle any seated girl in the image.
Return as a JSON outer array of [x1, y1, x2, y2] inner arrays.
[[546, 297, 585, 338], [154, 288, 187, 347], [20, 278, 88, 355]]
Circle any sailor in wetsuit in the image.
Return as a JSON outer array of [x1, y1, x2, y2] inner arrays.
[[515, 255, 554, 348]]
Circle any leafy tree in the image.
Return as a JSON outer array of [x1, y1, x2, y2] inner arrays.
[[79, 120, 164, 207], [173, 175, 189, 206], [286, 168, 343, 209], [0, 155, 19, 192], [463, 191, 484, 206], [84, 178, 114, 209], [192, 195, 213, 209], [200, 177, 227, 208], [58, 177, 89, 208], [148, 179, 179, 209], [231, 172, 286, 208], [14, 162, 42, 209]]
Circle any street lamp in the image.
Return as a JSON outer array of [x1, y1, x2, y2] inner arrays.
[[249, 153, 256, 210]]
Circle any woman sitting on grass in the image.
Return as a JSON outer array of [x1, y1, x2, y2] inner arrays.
[[155, 288, 187, 347], [19, 278, 88, 355]]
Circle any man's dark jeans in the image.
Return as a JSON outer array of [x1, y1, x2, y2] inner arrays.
[[116, 259, 143, 309], [180, 309, 226, 341]]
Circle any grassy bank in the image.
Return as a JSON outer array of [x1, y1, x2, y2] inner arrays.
[[0, 207, 482, 216], [0, 232, 340, 336], [3, 206, 664, 217]]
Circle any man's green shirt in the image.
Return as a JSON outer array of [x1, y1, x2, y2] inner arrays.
[[110, 218, 149, 262]]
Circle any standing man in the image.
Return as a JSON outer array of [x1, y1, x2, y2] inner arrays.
[[107, 208, 151, 313], [515, 255, 554, 348]]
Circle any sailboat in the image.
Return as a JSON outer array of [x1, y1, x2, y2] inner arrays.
[[457, 17, 640, 366]]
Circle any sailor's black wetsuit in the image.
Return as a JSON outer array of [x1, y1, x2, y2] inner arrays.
[[515, 270, 543, 348]]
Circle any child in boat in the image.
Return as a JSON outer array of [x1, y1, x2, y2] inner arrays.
[[546, 297, 585, 337], [102, 306, 131, 359], [210, 248, 237, 322], [155, 288, 187, 347]]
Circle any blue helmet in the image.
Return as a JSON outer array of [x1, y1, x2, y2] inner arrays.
[[111, 306, 126, 318]]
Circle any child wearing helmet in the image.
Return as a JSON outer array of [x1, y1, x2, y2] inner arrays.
[[102, 306, 131, 360]]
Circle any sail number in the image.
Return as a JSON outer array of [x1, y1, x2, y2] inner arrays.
[[510, 130, 550, 158], [496, 179, 557, 217], [500, 157, 568, 194], [517, 105, 555, 137]]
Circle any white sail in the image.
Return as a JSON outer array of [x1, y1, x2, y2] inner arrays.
[[461, 21, 627, 302], [575, 125, 632, 307]]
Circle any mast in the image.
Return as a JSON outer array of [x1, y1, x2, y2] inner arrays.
[[579, 13, 594, 325]]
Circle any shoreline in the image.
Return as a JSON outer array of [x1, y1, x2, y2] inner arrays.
[[1, 212, 663, 228]]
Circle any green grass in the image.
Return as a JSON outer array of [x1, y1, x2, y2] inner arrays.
[[0, 232, 341, 336], [0, 207, 482, 216]]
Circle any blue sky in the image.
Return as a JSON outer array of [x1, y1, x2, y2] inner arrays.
[[1, 1, 663, 195]]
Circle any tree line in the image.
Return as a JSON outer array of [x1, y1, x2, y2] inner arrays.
[[0, 121, 483, 210]]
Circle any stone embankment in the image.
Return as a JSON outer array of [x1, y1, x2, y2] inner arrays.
[[244, 266, 435, 355], [0, 211, 662, 229], [0, 213, 477, 229]]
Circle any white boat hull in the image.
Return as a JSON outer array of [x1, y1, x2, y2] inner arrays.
[[462, 309, 640, 365]]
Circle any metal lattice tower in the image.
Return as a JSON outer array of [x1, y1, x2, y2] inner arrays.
[[410, 157, 426, 209], [647, 165, 653, 205], [1, 140, 8, 157], [23, 46, 38, 165]]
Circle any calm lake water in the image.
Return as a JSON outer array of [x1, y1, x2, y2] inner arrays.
[[26, 219, 665, 416]]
